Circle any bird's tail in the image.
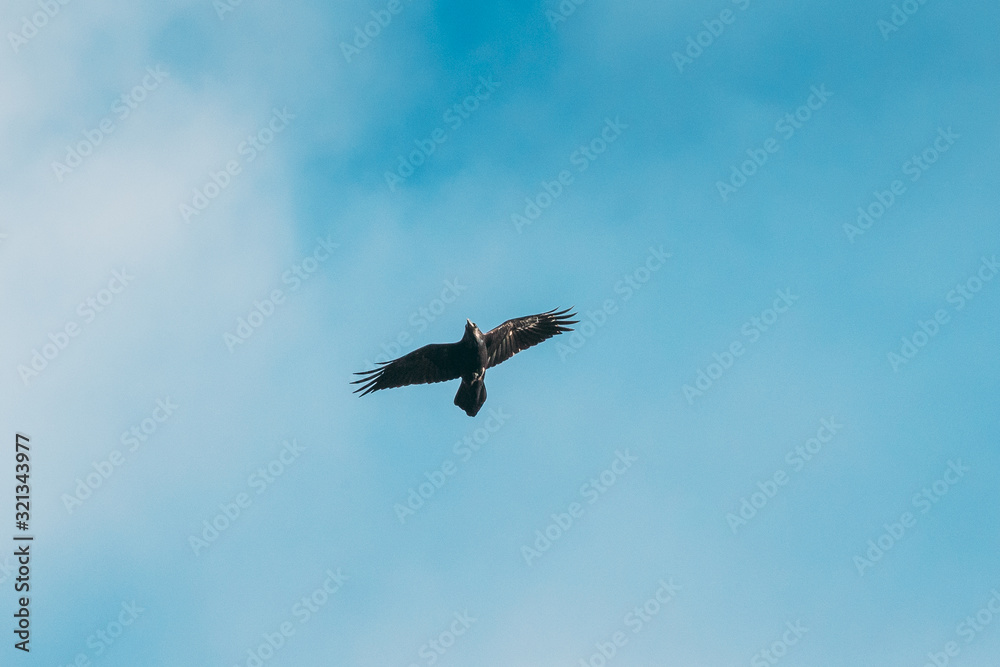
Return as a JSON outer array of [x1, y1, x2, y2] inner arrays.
[[454, 378, 487, 417]]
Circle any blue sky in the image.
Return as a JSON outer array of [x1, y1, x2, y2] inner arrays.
[[1, 0, 999, 665]]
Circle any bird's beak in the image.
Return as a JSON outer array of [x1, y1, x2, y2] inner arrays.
[[466, 319, 472, 326]]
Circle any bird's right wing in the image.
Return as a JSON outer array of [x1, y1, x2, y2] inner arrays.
[[351, 343, 464, 396]]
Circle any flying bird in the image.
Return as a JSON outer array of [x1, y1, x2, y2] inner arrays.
[[352, 308, 577, 416]]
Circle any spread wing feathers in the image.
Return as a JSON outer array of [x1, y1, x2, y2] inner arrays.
[[351, 343, 464, 396], [484, 308, 577, 369]]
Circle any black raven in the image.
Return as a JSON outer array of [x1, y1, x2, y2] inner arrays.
[[352, 308, 577, 416]]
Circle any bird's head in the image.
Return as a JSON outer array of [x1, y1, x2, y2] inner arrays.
[[465, 318, 479, 333]]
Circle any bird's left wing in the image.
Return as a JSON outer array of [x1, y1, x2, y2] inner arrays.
[[351, 343, 464, 396], [483, 308, 577, 369]]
